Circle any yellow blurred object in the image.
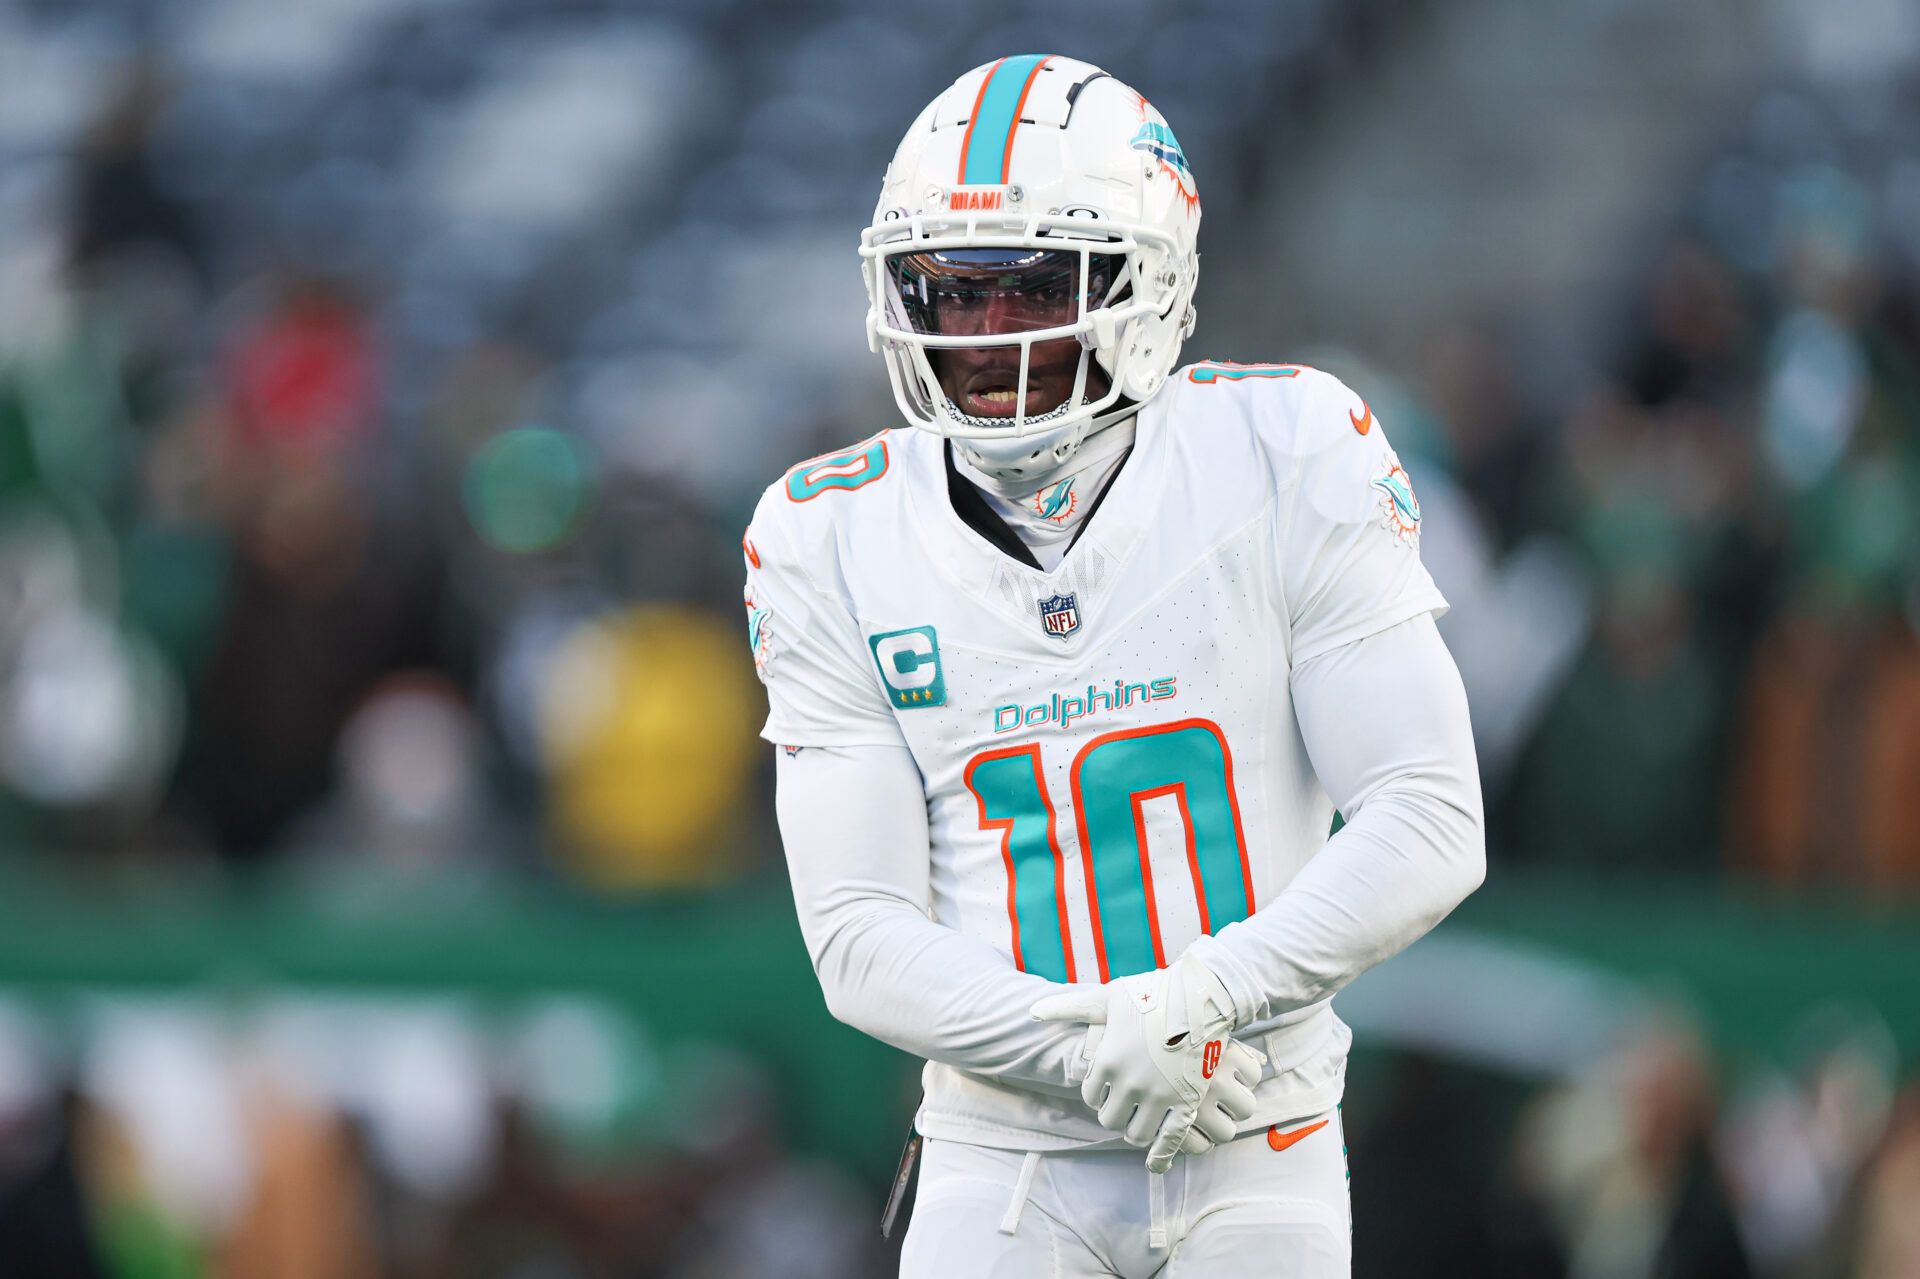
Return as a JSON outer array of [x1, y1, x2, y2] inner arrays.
[[538, 604, 760, 888]]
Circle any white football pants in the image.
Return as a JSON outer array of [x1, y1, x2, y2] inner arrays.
[[900, 1109, 1350, 1278]]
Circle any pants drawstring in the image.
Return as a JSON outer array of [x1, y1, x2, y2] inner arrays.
[[1148, 1165, 1168, 1250], [999, 1150, 1042, 1235]]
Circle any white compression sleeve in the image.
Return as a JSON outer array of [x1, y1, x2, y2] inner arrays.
[[775, 742, 1088, 1092], [1184, 613, 1486, 1024]]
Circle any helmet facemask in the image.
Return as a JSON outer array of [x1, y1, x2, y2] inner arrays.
[[889, 244, 1116, 422], [862, 212, 1193, 475]]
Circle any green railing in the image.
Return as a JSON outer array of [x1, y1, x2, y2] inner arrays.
[[0, 861, 1913, 1176]]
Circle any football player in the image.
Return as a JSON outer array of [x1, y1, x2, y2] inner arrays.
[[744, 54, 1485, 1278]]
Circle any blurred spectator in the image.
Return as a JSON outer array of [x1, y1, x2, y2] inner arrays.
[[68, 63, 206, 288], [217, 1096, 379, 1279], [0, 1089, 110, 1278], [1417, 322, 1552, 550], [1351, 1054, 1564, 1279], [1613, 237, 1752, 413], [0, 505, 186, 850], [1729, 573, 1920, 893], [420, 1099, 599, 1279], [181, 276, 454, 858], [1720, 1006, 1899, 1274], [222, 275, 380, 459], [1522, 1014, 1753, 1279], [656, 1053, 884, 1279], [536, 604, 761, 890], [1850, 1086, 1920, 1279], [1507, 559, 1727, 871], [277, 672, 520, 897]]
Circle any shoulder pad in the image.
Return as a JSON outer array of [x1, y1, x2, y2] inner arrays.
[[776, 431, 895, 505], [1182, 364, 1368, 452], [747, 429, 901, 594]]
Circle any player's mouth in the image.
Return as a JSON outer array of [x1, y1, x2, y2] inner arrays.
[[962, 385, 1048, 417], [960, 371, 1071, 419]]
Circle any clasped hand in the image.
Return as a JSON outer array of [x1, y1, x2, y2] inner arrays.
[[1032, 954, 1265, 1173]]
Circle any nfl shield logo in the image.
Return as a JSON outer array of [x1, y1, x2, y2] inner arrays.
[[1038, 592, 1080, 640]]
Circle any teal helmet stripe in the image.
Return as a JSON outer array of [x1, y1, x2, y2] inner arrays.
[[960, 54, 1051, 185]]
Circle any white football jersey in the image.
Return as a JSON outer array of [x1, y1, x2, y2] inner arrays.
[[745, 363, 1448, 1149]]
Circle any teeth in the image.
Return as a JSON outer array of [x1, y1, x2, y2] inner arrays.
[[978, 389, 1019, 404], [944, 394, 1078, 430]]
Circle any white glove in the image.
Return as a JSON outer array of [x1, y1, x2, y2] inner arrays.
[[1179, 1036, 1264, 1155], [1059, 1015, 1264, 1158], [1031, 955, 1254, 1172]]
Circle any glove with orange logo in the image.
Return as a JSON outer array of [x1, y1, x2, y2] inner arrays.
[[1177, 1036, 1264, 1155], [1031, 954, 1261, 1172]]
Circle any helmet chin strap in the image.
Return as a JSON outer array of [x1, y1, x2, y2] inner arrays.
[[950, 408, 1086, 487], [954, 406, 1136, 495]]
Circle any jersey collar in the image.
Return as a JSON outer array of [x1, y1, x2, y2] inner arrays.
[[943, 441, 1132, 573], [906, 397, 1169, 641]]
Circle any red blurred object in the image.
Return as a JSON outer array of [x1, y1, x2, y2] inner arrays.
[[225, 278, 380, 458]]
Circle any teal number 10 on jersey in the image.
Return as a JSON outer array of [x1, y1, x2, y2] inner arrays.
[[963, 718, 1255, 983]]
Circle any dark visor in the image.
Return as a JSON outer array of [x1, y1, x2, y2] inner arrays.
[[887, 248, 1119, 337]]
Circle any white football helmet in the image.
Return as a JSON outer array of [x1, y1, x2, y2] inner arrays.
[[860, 55, 1201, 481]]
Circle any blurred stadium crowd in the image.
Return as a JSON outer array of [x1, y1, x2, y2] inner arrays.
[[0, 0, 1917, 1274]]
